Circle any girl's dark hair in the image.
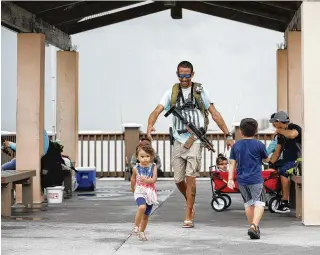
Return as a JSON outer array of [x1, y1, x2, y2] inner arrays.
[[140, 137, 151, 143], [136, 143, 155, 161], [135, 137, 151, 152], [216, 153, 227, 165]]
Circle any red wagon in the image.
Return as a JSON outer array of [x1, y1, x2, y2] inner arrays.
[[209, 166, 281, 212]]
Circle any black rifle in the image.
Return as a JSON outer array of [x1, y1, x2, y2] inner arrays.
[[164, 106, 216, 152], [169, 127, 175, 146]]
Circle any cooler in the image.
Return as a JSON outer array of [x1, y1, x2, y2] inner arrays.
[[75, 167, 96, 191]]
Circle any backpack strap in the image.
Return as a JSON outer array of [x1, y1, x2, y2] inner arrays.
[[170, 83, 180, 107], [170, 82, 210, 131], [193, 83, 210, 131], [193, 83, 205, 112]]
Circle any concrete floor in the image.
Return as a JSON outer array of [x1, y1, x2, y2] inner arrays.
[[1, 180, 320, 255]]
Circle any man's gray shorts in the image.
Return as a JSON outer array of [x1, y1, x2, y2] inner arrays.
[[238, 183, 266, 208]]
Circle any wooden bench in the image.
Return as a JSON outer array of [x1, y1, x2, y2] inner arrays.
[[291, 175, 302, 218], [1, 170, 36, 217]]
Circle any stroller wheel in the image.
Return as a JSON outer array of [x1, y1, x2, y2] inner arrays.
[[211, 196, 227, 212], [221, 194, 232, 209], [268, 196, 281, 213]]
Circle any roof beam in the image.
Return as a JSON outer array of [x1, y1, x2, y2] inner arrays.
[[65, 1, 169, 35], [14, 1, 79, 15], [1, 2, 72, 50], [41, 1, 142, 26], [201, 1, 292, 23], [255, 1, 301, 12], [181, 1, 287, 32]]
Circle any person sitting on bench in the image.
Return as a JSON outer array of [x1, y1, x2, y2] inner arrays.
[[1, 130, 50, 171], [268, 111, 302, 214]]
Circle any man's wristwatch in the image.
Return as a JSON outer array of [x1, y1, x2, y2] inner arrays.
[[226, 132, 233, 140]]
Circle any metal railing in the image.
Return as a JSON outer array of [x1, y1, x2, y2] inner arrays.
[[1, 132, 273, 177]]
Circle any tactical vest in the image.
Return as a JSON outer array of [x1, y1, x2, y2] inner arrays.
[[170, 82, 209, 131]]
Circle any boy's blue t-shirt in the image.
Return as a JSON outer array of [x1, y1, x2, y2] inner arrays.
[[230, 139, 268, 186]]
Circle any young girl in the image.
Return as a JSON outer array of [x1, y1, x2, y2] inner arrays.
[[216, 153, 228, 171], [131, 143, 158, 241]]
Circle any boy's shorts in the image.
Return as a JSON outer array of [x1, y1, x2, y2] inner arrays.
[[277, 161, 295, 178], [238, 183, 266, 208], [136, 197, 153, 216]]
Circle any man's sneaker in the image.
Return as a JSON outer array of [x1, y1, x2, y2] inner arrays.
[[274, 202, 291, 213]]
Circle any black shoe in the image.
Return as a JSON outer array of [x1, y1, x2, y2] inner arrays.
[[248, 224, 260, 239], [274, 202, 291, 214]]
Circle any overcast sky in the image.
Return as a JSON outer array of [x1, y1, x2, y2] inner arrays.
[[1, 9, 284, 133]]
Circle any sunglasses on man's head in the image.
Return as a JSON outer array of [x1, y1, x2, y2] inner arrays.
[[177, 73, 192, 79]]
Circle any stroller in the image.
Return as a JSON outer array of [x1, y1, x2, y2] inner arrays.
[[209, 165, 282, 212]]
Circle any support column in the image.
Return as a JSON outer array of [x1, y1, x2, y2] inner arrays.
[[287, 31, 302, 126], [16, 33, 45, 204], [123, 124, 142, 179], [56, 51, 79, 194], [277, 49, 288, 112], [301, 1, 320, 226]]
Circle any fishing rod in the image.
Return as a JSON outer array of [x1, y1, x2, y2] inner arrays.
[[223, 91, 243, 157]]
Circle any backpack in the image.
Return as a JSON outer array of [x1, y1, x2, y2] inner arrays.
[[40, 141, 68, 190], [170, 82, 209, 130]]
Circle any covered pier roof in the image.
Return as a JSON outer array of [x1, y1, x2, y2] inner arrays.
[[5, 1, 302, 34]]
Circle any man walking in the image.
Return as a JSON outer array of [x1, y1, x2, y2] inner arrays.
[[147, 61, 233, 227]]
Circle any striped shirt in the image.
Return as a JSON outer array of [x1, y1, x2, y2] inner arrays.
[[159, 85, 212, 144]]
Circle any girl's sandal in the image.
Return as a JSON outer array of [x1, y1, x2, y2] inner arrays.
[[132, 226, 139, 235], [138, 232, 148, 241]]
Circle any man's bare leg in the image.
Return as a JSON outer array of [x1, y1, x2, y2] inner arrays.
[[175, 181, 187, 200], [184, 176, 196, 221], [280, 176, 290, 201]]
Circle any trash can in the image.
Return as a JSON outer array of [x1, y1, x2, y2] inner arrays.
[[75, 167, 96, 191]]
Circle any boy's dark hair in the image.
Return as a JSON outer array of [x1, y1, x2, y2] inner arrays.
[[240, 118, 258, 137], [177, 61, 193, 72], [216, 153, 227, 165]]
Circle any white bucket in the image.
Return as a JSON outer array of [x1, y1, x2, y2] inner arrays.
[[46, 186, 65, 204]]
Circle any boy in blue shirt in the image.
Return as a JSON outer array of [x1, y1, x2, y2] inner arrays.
[[228, 118, 269, 240]]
